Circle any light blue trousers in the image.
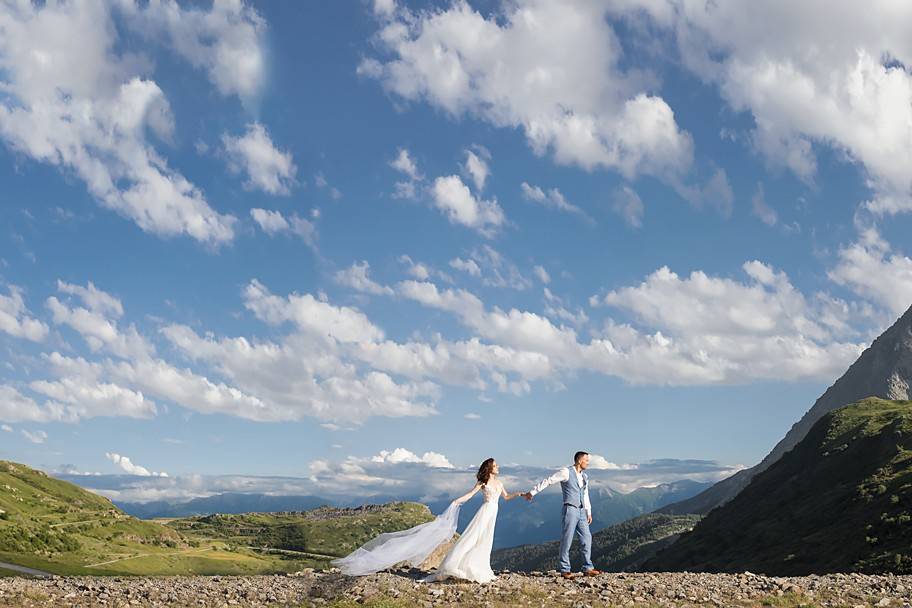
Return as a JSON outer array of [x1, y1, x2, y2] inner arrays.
[[559, 504, 593, 573]]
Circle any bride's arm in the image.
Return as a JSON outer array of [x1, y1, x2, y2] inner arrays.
[[453, 481, 482, 506], [501, 483, 518, 501]]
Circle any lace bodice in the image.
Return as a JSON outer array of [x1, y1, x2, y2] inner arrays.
[[481, 479, 503, 503]]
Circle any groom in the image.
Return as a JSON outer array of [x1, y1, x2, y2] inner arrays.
[[522, 451, 602, 579]]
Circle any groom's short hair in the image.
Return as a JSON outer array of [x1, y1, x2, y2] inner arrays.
[[574, 451, 589, 463]]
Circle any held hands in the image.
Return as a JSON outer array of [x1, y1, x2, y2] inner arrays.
[[521, 492, 533, 502]]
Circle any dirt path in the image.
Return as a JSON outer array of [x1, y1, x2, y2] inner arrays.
[[84, 546, 213, 568]]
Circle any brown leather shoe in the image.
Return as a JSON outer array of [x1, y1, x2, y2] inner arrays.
[[560, 572, 576, 580], [584, 569, 603, 576]]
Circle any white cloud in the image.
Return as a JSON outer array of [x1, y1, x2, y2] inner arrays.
[[249, 208, 317, 249], [451, 246, 531, 290], [70, 457, 743, 503], [370, 448, 454, 469], [105, 452, 167, 477], [334, 261, 394, 296], [0, 1, 244, 245], [450, 257, 482, 277], [533, 266, 551, 284], [587, 454, 638, 471], [463, 146, 490, 191], [611, 186, 645, 228], [223, 123, 297, 195], [118, 0, 266, 105], [464, 413, 481, 420], [45, 281, 155, 361], [390, 147, 421, 181], [21, 429, 47, 444], [520, 182, 591, 222], [364, 1, 693, 180], [751, 184, 778, 226], [397, 255, 432, 281], [613, 2, 912, 212], [56, 280, 123, 318], [1, 424, 11, 432], [431, 175, 506, 236], [390, 147, 422, 199], [828, 228, 912, 317], [0, 284, 49, 342]]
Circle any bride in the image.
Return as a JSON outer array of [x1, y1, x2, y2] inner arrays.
[[331, 457, 519, 583]]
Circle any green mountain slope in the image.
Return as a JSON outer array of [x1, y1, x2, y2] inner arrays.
[[643, 398, 912, 575], [660, 304, 912, 517], [0, 460, 433, 576], [163, 502, 434, 558], [491, 513, 701, 572]]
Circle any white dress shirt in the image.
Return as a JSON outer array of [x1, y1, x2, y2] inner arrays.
[[529, 466, 591, 514]]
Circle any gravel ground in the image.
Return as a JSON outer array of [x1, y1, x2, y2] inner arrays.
[[0, 568, 911, 607]]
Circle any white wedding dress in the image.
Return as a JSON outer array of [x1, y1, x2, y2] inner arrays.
[[424, 479, 501, 583], [331, 479, 503, 584]]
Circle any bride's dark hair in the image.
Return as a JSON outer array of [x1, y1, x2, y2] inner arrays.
[[476, 458, 496, 485]]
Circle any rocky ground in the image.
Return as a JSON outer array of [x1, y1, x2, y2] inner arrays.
[[1, 568, 911, 607]]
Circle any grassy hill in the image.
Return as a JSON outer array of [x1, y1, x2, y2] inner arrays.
[[491, 512, 701, 572], [643, 398, 912, 575], [0, 460, 433, 576], [163, 502, 434, 559]]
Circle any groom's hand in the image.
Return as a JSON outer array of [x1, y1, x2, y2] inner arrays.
[[587, 512, 593, 525]]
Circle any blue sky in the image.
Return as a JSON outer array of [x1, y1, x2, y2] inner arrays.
[[1, 0, 912, 502]]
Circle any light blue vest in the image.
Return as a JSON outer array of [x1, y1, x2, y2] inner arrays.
[[560, 466, 587, 508]]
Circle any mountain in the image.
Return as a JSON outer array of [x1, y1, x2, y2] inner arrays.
[[164, 502, 434, 559], [0, 460, 431, 576], [116, 493, 331, 519], [643, 398, 912, 575], [660, 305, 912, 516], [108, 479, 710, 551], [491, 513, 701, 572], [429, 478, 710, 550]]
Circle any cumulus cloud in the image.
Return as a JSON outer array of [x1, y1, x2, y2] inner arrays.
[[611, 1, 912, 213], [117, 0, 267, 105], [223, 123, 297, 195], [105, 452, 168, 477], [520, 182, 592, 222], [61, 456, 743, 503], [611, 186, 645, 228], [390, 147, 422, 199], [450, 257, 482, 277], [431, 175, 506, 236], [21, 429, 47, 444], [0, 284, 48, 342], [369, 448, 454, 469], [463, 146, 490, 191], [828, 228, 912, 317], [335, 261, 395, 296], [363, 0, 694, 181], [448, 246, 531, 290], [0, 1, 251, 245], [249, 208, 316, 248], [751, 184, 778, 226]]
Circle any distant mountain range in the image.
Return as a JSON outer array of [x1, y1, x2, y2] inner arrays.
[[112, 478, 710, 551], [115, 493, 331, 519], [644, 397, 912, 575], [660, 304, 912, 517]]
